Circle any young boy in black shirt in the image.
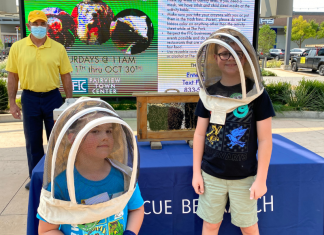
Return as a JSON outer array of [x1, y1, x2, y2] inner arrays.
[[192, 30, 275, 235]]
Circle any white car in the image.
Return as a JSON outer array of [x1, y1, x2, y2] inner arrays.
[[290, 48, 307, 59]]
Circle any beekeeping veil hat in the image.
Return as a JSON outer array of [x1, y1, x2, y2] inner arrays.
[[38, 98, 139, 225], [196, 26, 264, 125]]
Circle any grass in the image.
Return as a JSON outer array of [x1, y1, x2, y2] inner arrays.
[[261, 69, 277, 76]]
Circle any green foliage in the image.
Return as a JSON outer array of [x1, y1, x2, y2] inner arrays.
[[258, 25, 276, 54], [5, 97, 22, 110], [0, 39, 3, 50], [0, 78, 8, 110], [266, 60, 282, 68], [299, 79, 324, 94], [271, 103, 295, 113], [264, 81, 292, 105], [296, 79, 324, 111], [0, 72, 8, 78], [261, 69, 277, 76], [16, 97, 22, 109], [285, 86, 315, 111], [264, 79, 324, 112], [110, 99, 136, 110], [0, 59, 7, 70], [287, 16, 318, 48], [317, 21, 324, 39]]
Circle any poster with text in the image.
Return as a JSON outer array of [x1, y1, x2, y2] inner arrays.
[[21, 0, 256, 96]]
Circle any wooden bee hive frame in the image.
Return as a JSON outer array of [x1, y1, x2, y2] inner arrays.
[[133, 91, 199, 142]]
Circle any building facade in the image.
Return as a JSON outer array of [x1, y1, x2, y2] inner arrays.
[[0, 0, 21, 49], [260, 12, 324, 50]]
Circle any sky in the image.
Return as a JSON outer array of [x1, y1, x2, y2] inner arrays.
[[15, 0, 324, 12]]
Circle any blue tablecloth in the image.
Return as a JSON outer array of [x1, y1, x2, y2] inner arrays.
[[27, 134, 324, 235]]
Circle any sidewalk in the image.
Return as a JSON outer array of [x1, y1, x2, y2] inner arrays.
[[0, 117, 324, 234], [263, 68, 324, 86], [265, 67, 320, 78]]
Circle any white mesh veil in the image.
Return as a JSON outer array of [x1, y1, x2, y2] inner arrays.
[[196, 26, 264, 124], [38, 98, 139, 226]]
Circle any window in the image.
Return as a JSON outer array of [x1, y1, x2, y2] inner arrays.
[[308, 50, 316, 57], [302, 50, 309, 56], [318, 49, 324, 56]]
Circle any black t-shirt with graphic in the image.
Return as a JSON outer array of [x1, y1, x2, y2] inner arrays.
[[195, 81, 275, 180]]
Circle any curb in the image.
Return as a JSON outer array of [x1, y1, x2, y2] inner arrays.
[[115, 110, 137, 118], [0, 114, 23, 123], [0, 110, 137, 123], [275, 111, 324, 119]]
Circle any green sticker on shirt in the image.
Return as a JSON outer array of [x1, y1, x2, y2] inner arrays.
[[234, 105, 249, 118], [230, 93, 249, 118]]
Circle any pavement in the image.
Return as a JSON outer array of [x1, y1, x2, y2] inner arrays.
[[263, 67, 324, 86], [0, 117, 324, 234], [265, 67, 320, 78]]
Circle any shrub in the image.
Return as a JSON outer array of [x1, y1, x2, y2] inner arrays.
[[6, 97, 22, 110], [296, 79, 324, 111], [271, 103, 295, 113], [16, 97, 22, 109], [298, 79, 324, 94], [0, 78, 8, 110], [286, 84, 319, 111], [0, 72, 8, 78], [264, 81, 292, 105], [266, 60, 282, 68], [110, 99, 137, 110], [0, 59, 7, 70], [262, 69, 277, 76]]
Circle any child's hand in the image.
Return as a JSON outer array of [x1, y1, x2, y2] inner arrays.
[[192, 172, 204, 195], [249, 180, 267, 200]]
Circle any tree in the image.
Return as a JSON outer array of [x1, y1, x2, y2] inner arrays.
[[0, 39, 3, 50], [288, 16, 318, 48], [258, 24, 276, 54], [317, 21, 324, 39]]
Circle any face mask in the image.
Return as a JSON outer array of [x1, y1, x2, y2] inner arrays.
[[31, 26, 47, 39]]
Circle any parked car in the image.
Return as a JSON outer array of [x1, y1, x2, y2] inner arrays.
[[290, 48, 307, 59], [1, 48, 10, 60], [269, 48, 285, 60], [1, 47, 10, 56], [291, 47, 324, 75], [258, 52, 273, 60]]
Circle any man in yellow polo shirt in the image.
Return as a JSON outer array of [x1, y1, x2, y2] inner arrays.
[[6, 10, 73, 189]]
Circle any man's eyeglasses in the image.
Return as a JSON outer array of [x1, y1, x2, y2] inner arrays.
[[218, 51, 244, 61]]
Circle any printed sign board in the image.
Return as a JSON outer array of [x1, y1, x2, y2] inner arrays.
[[20, 0, 260, 97]]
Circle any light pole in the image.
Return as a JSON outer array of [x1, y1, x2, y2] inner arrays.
[[15, 26, 19, 42]]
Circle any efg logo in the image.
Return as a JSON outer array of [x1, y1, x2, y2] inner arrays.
[[72, 78, 88, 94]]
